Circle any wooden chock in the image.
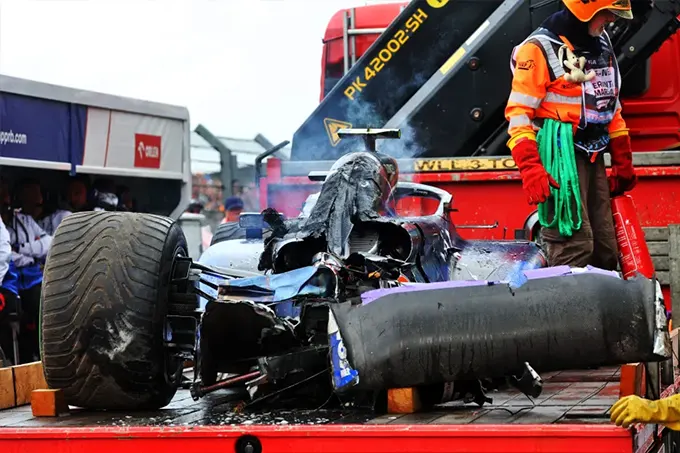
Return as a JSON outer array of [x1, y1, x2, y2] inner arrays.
[[619, 362, 646, 398], [0, 360, 50, 410], [0, 365, 15, 410], [31, 389, 69, 417], [387, 387, 422, 414], [13, 361, 48, 406]]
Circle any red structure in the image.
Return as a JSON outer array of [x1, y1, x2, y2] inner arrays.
[[5, 2, 680, 451], [612, 195, 656, 281], [0, 425, 635, 453]]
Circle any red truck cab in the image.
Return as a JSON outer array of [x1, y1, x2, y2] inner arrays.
[[320, 2, 409, 101]]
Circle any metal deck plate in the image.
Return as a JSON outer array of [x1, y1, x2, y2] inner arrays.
[[0, 368, 621, 427]]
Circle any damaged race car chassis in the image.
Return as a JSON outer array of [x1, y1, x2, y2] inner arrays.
[[37, 128, 672, 413]]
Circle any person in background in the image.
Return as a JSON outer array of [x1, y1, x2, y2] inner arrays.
[[0, 215, 19, 365], [217, 196, 246, 241], [186, 198, 205, 215], [221, 196, 244, 224], [183, 198, 213, 249], [0, 179, 52, 363], [16, 179, 71, 236], [64, 176, 90, 212], [117, 185, 135, 211], [232, 179, 244, 198], [91, 178, 120, 211]]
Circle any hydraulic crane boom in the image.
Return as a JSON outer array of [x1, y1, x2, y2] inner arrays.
[[289, 0, 504, 161], [383, 0, 680, 159], [381, 0, 531, 158], [289, 0, 680, 163]]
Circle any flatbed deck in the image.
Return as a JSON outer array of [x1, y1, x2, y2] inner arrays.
[[0, 368, 621, 428]]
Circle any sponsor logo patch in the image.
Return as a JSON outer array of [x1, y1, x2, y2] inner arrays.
[[134, 133, 162, 169]]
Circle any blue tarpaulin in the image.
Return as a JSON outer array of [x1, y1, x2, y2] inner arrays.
[[221, 266, 324, 301]]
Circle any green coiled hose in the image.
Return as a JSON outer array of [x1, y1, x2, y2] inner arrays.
[[536, 118, 582, 237]]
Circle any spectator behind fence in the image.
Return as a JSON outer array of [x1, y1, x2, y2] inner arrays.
[[0, 179, 52, 363], [232, 179, 243, 198], [186, 198, 205, 214], [221, 196, 244, 224], [216, 196, 246, 241]]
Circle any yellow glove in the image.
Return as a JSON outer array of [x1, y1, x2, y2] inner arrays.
[[610, 394, 680, 431]]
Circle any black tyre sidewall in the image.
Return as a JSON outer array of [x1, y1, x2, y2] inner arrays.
[[40, 212, 187, 410], [149, 218, 188, 408], [210, 222, 245, 246]]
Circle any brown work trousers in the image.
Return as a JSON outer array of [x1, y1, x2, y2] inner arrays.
[[539, 151, 619, 271]]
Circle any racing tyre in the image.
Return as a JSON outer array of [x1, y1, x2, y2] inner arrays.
[[210, 222, 246, 246], [40, 211, 188, 410]]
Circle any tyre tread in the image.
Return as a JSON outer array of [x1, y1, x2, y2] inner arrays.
[[41, 211, 185, 410]]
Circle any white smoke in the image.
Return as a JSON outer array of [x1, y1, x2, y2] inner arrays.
[[342, 67, 431, 159]]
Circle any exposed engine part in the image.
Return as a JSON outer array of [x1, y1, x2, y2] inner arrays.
[[260, 152, 405, 271], [348, 227, 380, 255]]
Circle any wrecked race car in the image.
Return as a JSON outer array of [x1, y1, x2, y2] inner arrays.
[[38, 128, 671, 412]]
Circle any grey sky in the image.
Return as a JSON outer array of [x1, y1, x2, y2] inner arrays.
[[0, 0, 396, 143]]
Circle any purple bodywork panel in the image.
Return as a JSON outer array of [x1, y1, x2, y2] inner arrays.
[[361, 265, 621, 305]]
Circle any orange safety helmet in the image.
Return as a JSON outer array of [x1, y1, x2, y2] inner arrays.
[[562, 0, 633, 22]]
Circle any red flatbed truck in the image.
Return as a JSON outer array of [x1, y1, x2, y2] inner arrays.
[[0, 362, 678, 452], [4, 1, 680, 451]]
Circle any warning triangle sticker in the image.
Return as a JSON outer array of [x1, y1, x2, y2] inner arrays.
[[324, 118, 352, 147]]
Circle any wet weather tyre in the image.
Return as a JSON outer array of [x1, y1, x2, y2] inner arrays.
[[210, 222, 245, 246], [40, 211, 188, 411]]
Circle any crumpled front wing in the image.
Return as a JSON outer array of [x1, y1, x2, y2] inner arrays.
[[328, 267, 671, 392]]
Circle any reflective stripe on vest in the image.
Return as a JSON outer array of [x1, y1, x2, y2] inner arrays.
[[508, 92, 542, 109], [509, 114, 532, 128], [510, 29, 621, 145], [544, 92, 581, 105], [511, 28, 566, 80]]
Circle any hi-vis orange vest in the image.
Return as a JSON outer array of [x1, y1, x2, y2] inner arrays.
[[505, 28, 628, 154]]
